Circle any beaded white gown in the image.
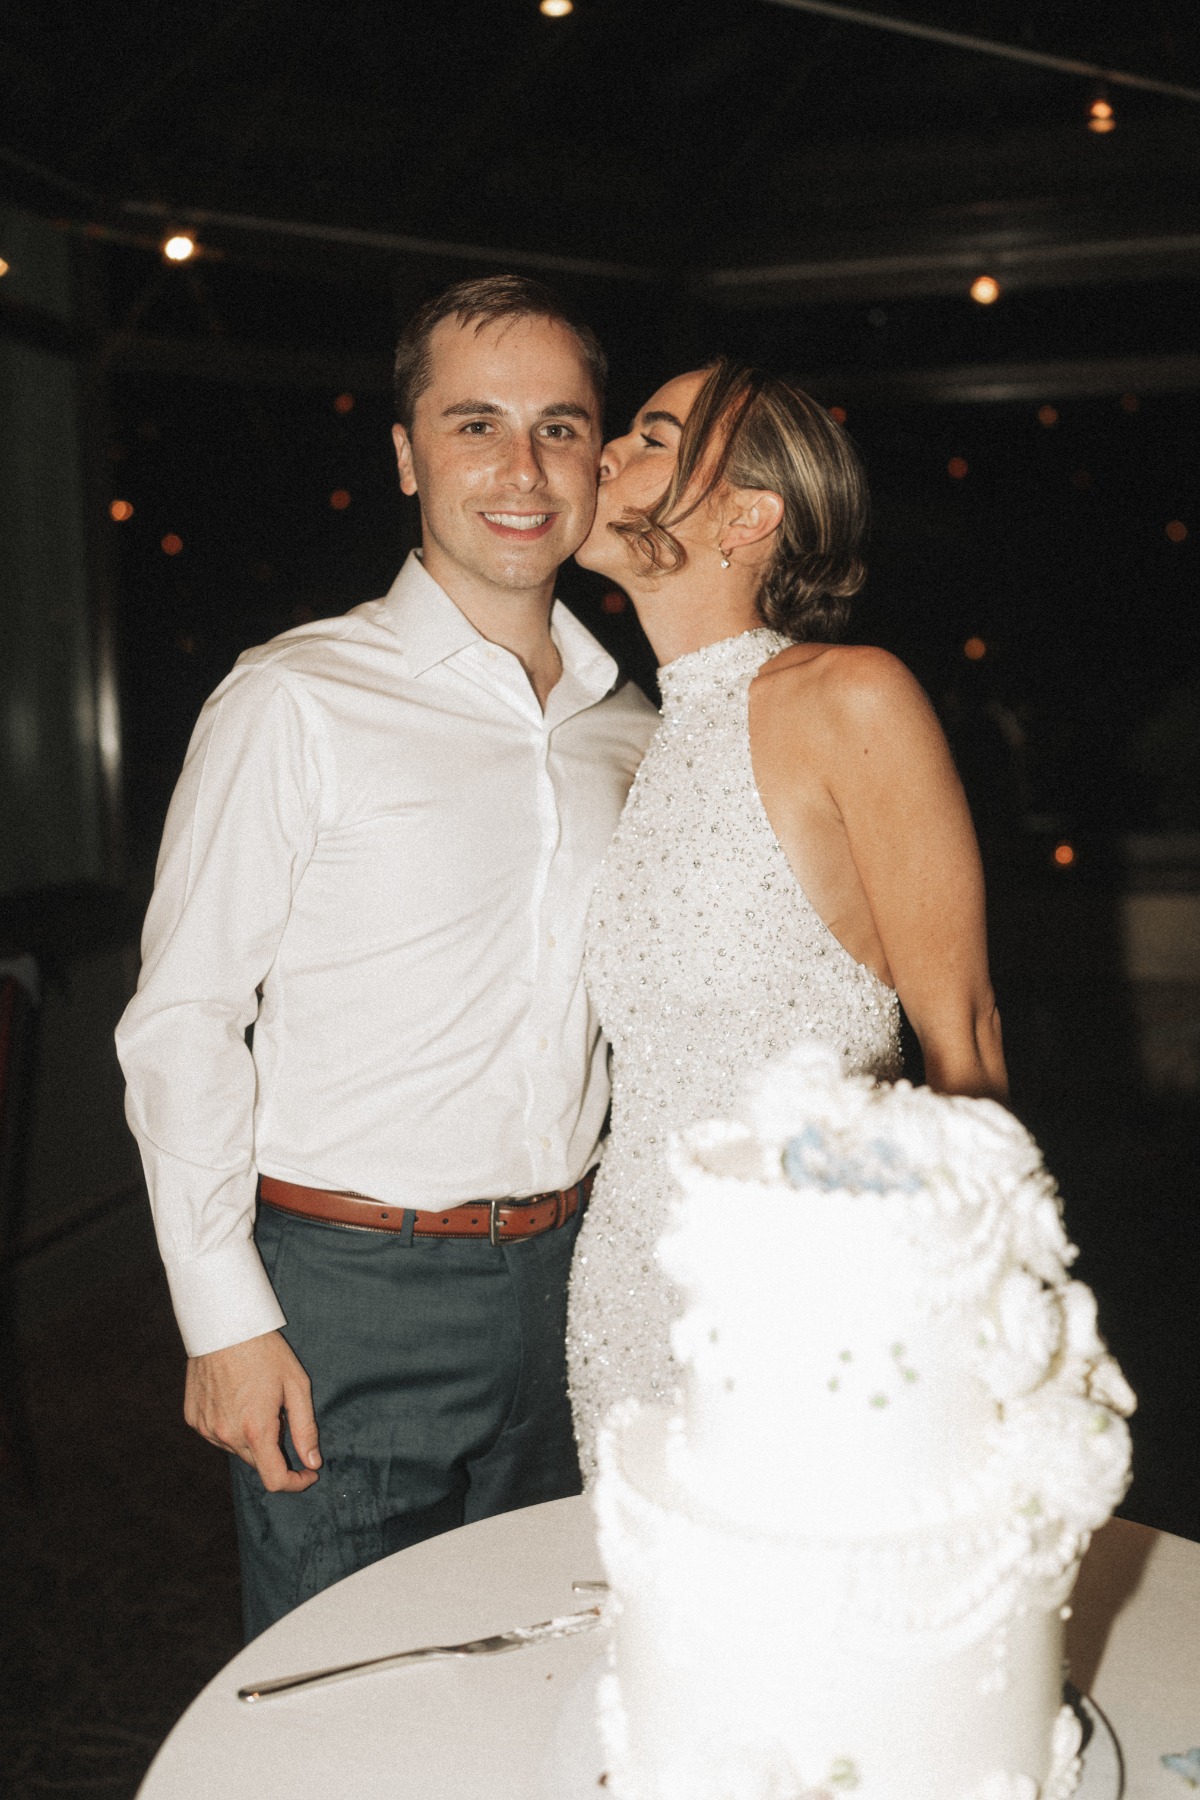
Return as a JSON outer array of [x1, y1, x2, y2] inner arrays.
[[566, 627, 903, 1481]]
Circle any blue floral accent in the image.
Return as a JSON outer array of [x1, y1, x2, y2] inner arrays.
[[1162, 1749, 1200, 1787], [781, 1125, 923, 1194]]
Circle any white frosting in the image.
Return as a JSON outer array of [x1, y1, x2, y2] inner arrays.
[[594, 1043, 1133, 1800]]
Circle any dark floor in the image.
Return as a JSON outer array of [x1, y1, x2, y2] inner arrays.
[[1, 1099, 1198, 1800]]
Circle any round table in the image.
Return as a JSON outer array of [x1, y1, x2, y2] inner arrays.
[[138, 1502, 1200, 1800]]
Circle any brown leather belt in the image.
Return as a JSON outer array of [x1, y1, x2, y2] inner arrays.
[[259, 1170, 594, 1246]]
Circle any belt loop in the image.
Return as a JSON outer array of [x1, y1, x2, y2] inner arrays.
[[398, 1207, 416, 1248]]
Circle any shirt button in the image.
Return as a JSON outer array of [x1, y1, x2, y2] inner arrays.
[[538, 1036, 548, 1051], [540, 1135, 551, 1150], [547, 934, 557, 949]]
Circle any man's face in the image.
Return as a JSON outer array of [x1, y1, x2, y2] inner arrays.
[[393, 314, 602, 598]]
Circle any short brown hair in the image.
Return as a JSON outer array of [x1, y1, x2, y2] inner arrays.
[[393, 274, 608, 428], [611, 359, 869, 641]]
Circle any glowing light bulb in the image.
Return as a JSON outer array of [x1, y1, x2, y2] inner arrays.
[[163, 234, 196, 263], [963, 637, 986, 662], [1037, 405, 1059, 428], [109, 499, 134, 522], [970, 275, 1001, 305], [947, 456, 969, 481], [0, 257, 9, 278], [329, 489, 352, 511], [1053, 843, 1076, 868], [333, 392, 355, 415], [1166, 520, 1188, 543], [539, 0, 573, 14], [161, 533, 183, 556], [1088, 98, 1115, 134], [828, 404, 848, 424]]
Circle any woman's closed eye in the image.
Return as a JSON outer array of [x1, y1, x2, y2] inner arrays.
[[640, 433, 667, 449]]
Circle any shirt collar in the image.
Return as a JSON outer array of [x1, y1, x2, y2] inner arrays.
[[380, 550, 620, 709]]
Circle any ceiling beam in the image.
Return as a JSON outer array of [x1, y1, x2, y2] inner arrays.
[[702, 231, 1200, 305], [761, 0, 1200, 105]]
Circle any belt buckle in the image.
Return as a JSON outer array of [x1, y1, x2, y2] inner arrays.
[[488, 1198, 503, 1248]]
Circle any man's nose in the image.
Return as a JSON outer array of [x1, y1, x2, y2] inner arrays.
[[501, 432, 546, 491]]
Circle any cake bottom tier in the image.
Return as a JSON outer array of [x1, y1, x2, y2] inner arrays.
[[595, 1406, 1084, 1800]]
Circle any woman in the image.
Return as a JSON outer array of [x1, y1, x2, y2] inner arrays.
[[566, 359, 1007, 1479]]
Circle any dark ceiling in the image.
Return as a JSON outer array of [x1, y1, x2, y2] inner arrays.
[[5, 0, 1200, 300]]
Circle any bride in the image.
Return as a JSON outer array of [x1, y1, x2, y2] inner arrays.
[[566, 359, 1008, 1479]]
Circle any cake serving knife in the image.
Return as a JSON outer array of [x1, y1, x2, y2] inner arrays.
[[237, 1604, 603, 1704]]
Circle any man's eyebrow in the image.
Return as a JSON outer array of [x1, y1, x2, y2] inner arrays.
[[538, 401, 593, 421], [442, 400, 504, 417], [634, 409, 685, 431]]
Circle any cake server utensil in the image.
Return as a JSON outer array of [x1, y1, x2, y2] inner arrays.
[[237, 1605, 603, 1704]]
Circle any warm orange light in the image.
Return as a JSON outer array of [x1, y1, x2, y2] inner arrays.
[[1053, 843, 1076, 868], [1119, 392, 1140, 413], [1088, 98, 1115, 133], [601, 590, 627, 614], [333, 392, 355, 415], [109, 499, 134, 522], [540, 0, 573, 13], [1037, 404, 1058, 428], [329, 489, 352, 511], [947, 456, 969, 481], [161, 533, 183, 556], [970, 275, 1000, 305], [1166, 520, 1188, 543], [0, 257, 9, 278], [828, 404, 848, 424], [162, 233, 196, 263], [963, 637, 986, 662]]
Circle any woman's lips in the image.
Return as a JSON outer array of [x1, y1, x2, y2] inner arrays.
[[479, 511, 558, 541]]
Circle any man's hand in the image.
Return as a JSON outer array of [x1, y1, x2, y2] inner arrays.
[[185, 1329, 322, 1493]]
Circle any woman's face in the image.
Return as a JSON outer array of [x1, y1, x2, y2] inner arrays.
[[575, 369, 711, 580]]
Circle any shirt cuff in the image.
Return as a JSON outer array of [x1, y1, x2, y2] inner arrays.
[[163, 1237, 287, 1358]]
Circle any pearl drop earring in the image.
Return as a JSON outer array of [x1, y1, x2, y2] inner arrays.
[[719, 548, 731, 569]]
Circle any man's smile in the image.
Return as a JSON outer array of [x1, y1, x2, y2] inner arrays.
[[479, 511, 557, 539]]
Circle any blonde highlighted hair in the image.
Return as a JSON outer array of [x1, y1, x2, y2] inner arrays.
[[611, 359, 869, 641]]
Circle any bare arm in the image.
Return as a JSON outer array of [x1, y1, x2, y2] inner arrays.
[[820, 650, 1007, 1100], [185, 1329, 322, 1493]]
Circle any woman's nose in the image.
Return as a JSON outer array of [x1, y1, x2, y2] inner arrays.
[[598, 440, 621, 483]]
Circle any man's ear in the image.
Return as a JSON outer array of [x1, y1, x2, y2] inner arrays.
[[392, 422, 419, 498], [723, 487, 784, 554]]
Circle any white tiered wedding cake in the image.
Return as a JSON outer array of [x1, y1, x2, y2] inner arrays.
[[593, 1043, 1134, 1800]]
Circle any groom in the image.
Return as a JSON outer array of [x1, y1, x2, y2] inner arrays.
[[116, 275, 656, 1638]]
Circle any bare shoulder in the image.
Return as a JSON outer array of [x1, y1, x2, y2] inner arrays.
[[756, 643, 933, 733]]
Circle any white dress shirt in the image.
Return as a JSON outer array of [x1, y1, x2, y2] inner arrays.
[[116, 554, 657, 1357]]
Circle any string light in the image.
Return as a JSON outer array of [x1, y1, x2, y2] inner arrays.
[[1088, 97, 1115, 134], [109, 499, 134, 522], [539, 0, 573, 14], [161, 533, 183, 556], [0, 257, 9, 278], [162, 233, 197, 263], [828, 405, 848, 424], [333, 393, 355, 415], [1053, 843, 1077, 868], [947, 456, 969, 480], [970, 275, 1000, 305], [329, 489, 352, 511], [963, 637, 986, 661], [1166, 521, 1188, 543], [1037, 405, 1058, 427]]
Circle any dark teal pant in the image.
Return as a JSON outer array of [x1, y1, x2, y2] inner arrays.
[[230, 1199, 583, 1640]]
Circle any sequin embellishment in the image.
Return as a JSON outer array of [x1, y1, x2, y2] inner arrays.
[[567, 628, 902, 1480]]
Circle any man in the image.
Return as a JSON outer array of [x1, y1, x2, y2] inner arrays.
[[116, 276, 657, 1638]]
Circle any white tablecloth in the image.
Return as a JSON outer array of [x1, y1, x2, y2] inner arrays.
[[138, 1502, 1200, 1800]]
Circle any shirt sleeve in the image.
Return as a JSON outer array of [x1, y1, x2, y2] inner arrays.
[[115, 660, 324, 1356]]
